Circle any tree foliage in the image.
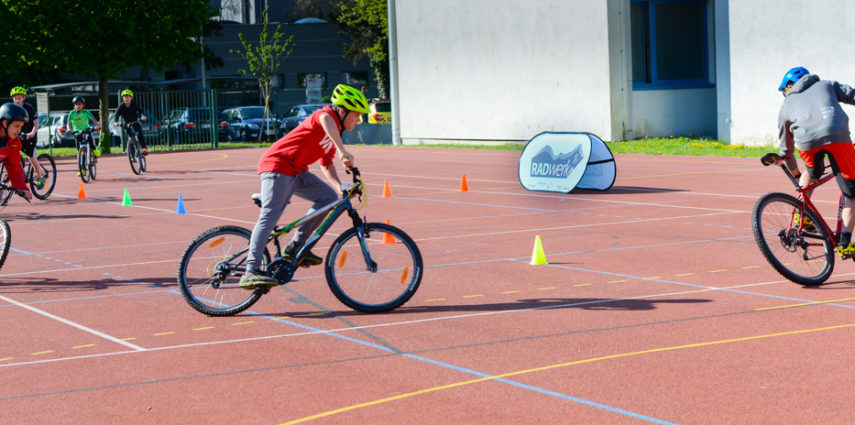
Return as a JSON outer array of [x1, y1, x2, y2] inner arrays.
[[337, 0, 389, 97], [230, 9, 295, 141]]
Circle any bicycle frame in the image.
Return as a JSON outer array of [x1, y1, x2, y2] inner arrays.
[[779, 163, 841, 245]]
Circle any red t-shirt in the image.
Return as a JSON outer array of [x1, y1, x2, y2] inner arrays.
[[0, 137, 27, 191], [258, 106, 342, 176]]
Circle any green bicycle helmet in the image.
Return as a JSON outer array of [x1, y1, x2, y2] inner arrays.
[[10, 86, 26, 97], [331, 84, 369, 114], [121, 89, 134, 97]]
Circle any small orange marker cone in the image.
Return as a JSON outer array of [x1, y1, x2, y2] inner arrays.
[[382, 218, 395, 244], [459, 174, 469, 192], [382, 179, 392, 198], [77, 182, 87, 199]]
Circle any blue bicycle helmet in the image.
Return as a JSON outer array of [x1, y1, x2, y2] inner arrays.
[[779, 67, 810, 91]]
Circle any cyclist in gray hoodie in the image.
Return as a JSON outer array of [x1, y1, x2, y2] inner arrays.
[[777, 66, 855, 257]]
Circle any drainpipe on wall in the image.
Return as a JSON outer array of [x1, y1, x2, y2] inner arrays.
[[387, 0, 401, 145]]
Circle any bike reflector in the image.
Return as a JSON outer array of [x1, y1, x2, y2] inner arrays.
[[209, 237, 224, 248]]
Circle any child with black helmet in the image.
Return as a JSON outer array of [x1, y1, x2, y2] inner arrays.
[[0, 102, 33, 201], [66, 96, 101, 166], [239, 83, 367, 289]]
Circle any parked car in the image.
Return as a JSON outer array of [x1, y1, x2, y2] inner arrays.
[[107, 112, 162, 147], [34, 113, 62, 148], [280, 103, 329, 133], [52, 113, 100, 148], [161, 107, 218, 143], [368, 99, 391, 124], [219, 106, 282, 141]]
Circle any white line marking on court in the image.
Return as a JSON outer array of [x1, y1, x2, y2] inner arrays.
[[2, 274, 847, 369], [0, 295, 145, 351]]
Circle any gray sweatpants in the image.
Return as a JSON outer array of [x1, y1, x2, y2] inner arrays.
[[245, 171, 338, 271]]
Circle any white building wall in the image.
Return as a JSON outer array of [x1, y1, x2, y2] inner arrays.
[[728, 0, 855, 146], [394, 0, 617, 144]]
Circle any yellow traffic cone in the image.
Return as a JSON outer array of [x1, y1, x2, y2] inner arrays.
[[530, 235, 548, 265]]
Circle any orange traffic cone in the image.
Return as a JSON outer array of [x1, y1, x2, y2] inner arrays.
[[459, 174, 469, 192], [382, 179, 392, 198], [382, 218, 395, 244], [77, 182, 86, 200]]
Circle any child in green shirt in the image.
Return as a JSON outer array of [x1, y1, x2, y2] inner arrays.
[[66, 96, 101, 157]]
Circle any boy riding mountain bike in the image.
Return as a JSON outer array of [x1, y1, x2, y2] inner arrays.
[[0, 103, 33, 201], [66, 96, 101, 176], [10, 87, 44, 189], [239, 83, 368, 289], [111, 89, 149, 155], [773, 66, 855, 258]]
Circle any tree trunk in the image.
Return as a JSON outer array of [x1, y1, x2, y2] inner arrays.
[[98, 76, 110, 154]]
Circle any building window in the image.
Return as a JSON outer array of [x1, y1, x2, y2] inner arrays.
[[631, 0, 712, 89]]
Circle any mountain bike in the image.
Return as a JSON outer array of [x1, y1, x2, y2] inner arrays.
[[73, 128, 98, 183], [752, 152, 846, 286], [0, 142, 57, 201], [0, 181, 30, 271], [177, 167, 424, 315], [123, 120, 147, 175]]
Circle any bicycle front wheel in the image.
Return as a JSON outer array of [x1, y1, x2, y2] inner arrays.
[[31, 153, 57, 200], [77, 150, 90, 183], [177, 225, 271, 316], [0, 218, 9, 271], [752, 192, 834, 286], [325, 222, 423, 312], [128, 139, 142, 175]]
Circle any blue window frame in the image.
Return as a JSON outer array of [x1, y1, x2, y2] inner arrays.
[[631, 0, 712, 90]]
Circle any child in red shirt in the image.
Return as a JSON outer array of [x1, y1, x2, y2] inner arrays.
[[240, 84, 369, 289], [0, 103, 33, 201]]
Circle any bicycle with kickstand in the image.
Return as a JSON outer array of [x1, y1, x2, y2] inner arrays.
[[0, 135, 57, 201], [177, 167, 424, 315], [0, 179, 30, 271], [72, 127, 98, 183], [752, 152, 850, 286], [122, 120, 147, 175]]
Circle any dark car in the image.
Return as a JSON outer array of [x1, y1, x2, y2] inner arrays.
[[161, 107, 218, 143], [219, 106, 282, 142], [280, 103, 328, 133], [107, 112, 162, 147]]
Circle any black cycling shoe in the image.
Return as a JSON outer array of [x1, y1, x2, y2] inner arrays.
[[283, 241, 323, 267]]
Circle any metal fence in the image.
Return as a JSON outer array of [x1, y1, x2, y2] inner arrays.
[[36, 87, 389, 152]]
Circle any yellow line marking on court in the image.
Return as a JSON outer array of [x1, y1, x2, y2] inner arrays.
[[425, 298, 446, 302], [741, 265, 760, 269], [193, 326, 215, 331], [756, 297, 855, 311], [676, 273, 694, 277], [0, 357, 12, 362], [232, 321, 255, 326], [641, 276, 661, 280], [501, 291, 521, 294], [275, 316, 291, 320], [280, 322, 855, 425], [573, 284, 591, 287], [709, 269, 727, 273], [72, 344, 96, 349], [121, 337, 136, 341], [537, 287, 556, 291], [154, 332, 175, 336], [32, 350, 54, 356], [608, 279, 626, 283], [463, 294, 484, 298]]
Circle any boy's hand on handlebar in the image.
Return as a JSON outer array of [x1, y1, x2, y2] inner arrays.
[[339, 150, 354, 167], [760, 153, 782, 166]]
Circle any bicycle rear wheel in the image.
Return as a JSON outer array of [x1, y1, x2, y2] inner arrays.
[[128, 138, 142, 175], [177, 225, 271, 316], [0, 218, 9, 271], [752, 192, 834, 286], [77, 149, 90, 183], [325, 222, 423, 312], [30, 153, 56, 200]]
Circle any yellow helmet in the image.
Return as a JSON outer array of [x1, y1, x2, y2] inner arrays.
[[331, 84, 369, 113], [10, 86, 26, 97], [121, 89, 134, 97]]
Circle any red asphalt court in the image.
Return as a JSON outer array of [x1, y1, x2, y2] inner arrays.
[[2, 146, 855, 424]]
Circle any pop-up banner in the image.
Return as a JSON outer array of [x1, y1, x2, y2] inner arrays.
[[518, 132, 616, 193]]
